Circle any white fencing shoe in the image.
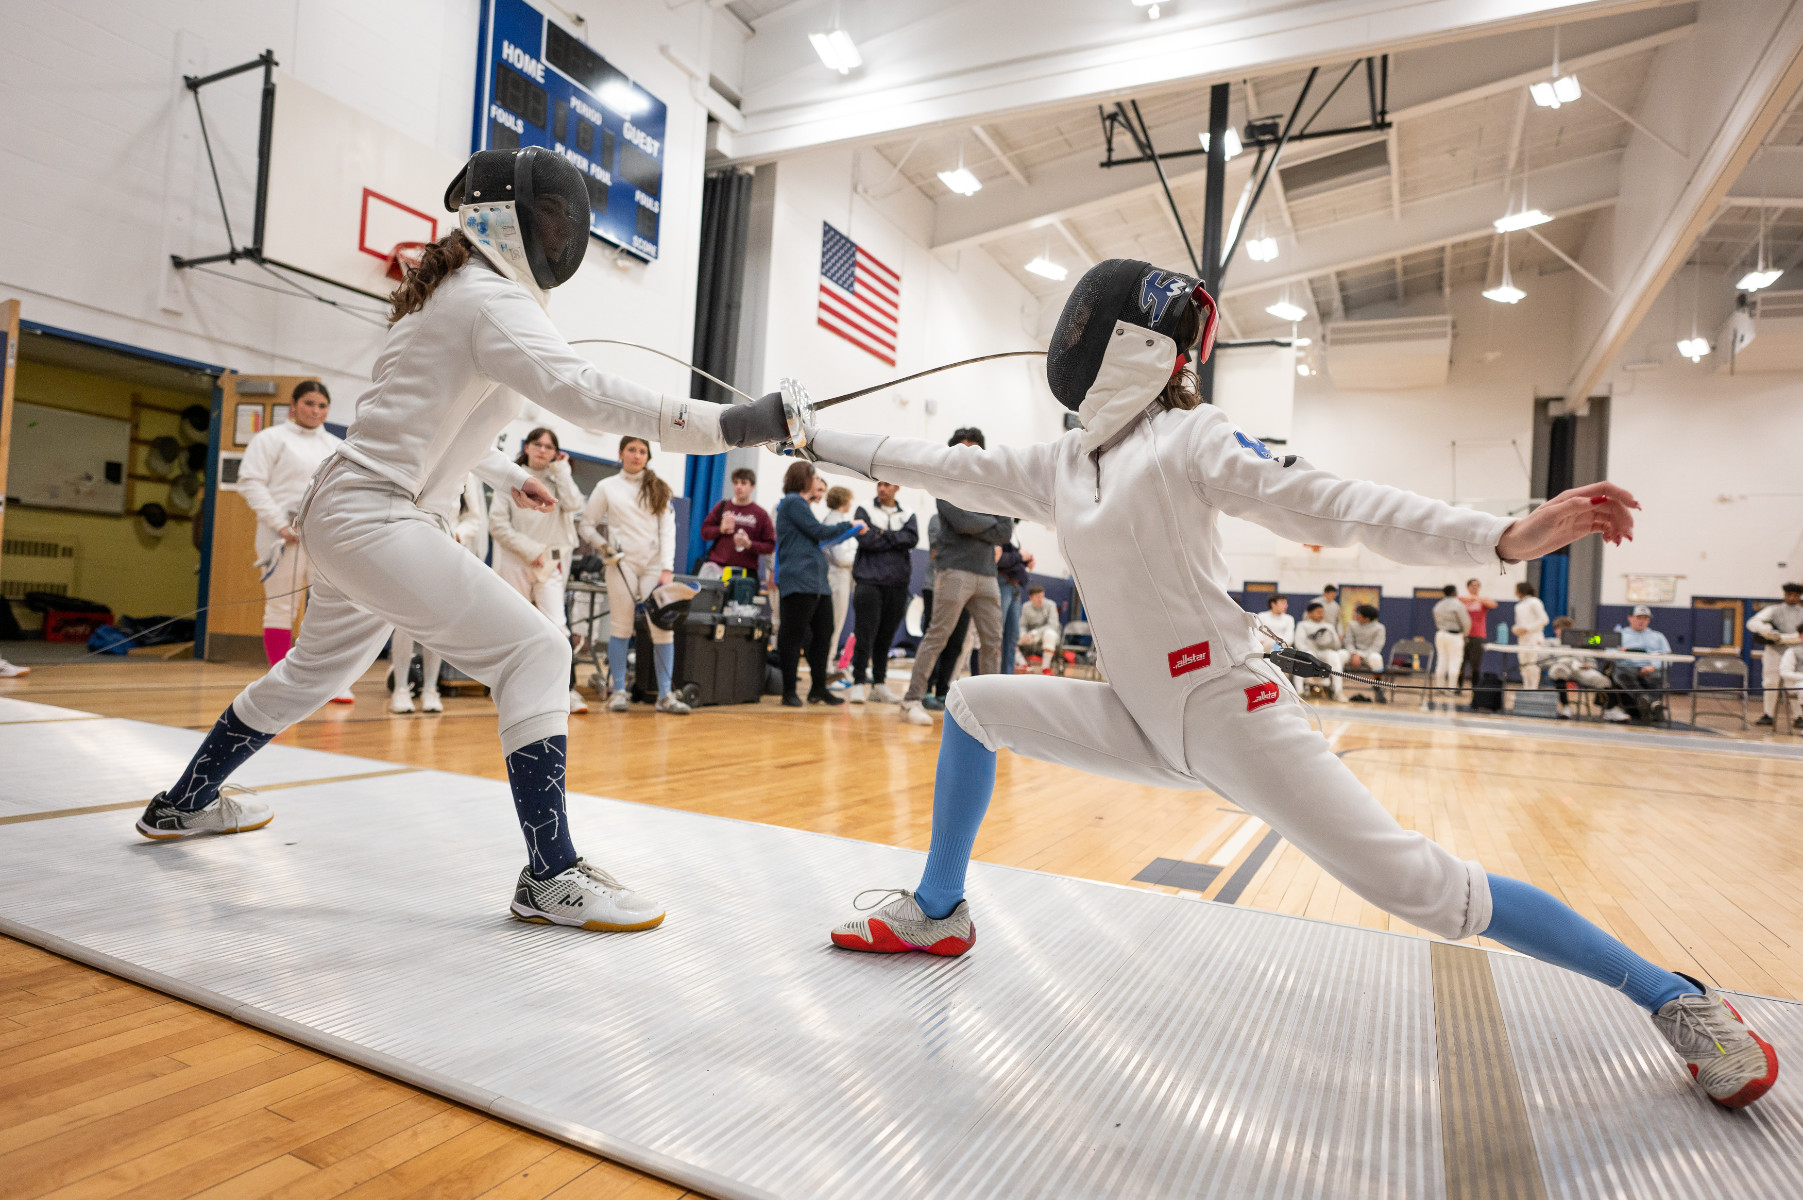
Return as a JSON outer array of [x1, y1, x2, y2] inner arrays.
[[389, 690, 414, 714], [569, 687, 589, 714], [846, 684, 867, 704], [510, 859, 665, 932], [1651, 974, 1779, 1108], [420, 690, 444, 714], [1601, 707, 1631, 723], [608, 689, 631, 712], [899, 700, 933, 726], [655, 692, 692, 715], [136, 790, 273, 841], [871, 684, 902, 704], [831, 889, 975, 956]]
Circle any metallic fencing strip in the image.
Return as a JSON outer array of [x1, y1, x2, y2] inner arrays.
[[1491, 953, 1803, 1199], [0, 767, 421, 825], [1431, 942, 1549, 1200]]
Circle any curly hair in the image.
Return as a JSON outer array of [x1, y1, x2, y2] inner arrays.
[[1157, 302, 1205, 412], [387, 231, 474, 323]]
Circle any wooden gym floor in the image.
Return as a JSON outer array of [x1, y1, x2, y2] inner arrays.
[[3, 658, 1800, 1198]]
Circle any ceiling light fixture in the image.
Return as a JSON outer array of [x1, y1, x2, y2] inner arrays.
[[1246, 236, 1279, 262], [1025, 255, 1068, 281], [1494, 209, 1553, 233], [1678, 259, 1710, 362], [1484, 237, 1526, 304], [1529, 76, 1581, 109], [1199, 128, 1243, 160], [1266, 299, 1307, 323], [938, 165, 981, 196], [1131, 0, 1163, 18], [1738, 203, 1781, 290], [808, 29, 861, 74], [1677, 336, 1710, 362]]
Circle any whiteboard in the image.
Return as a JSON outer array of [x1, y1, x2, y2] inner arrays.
[[5, 402, 129, 514]]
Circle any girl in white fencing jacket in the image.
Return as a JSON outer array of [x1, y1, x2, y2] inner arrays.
[[814, 258, 1776, 1109]]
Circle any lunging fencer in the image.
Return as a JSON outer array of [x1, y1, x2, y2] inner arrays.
[[809, 258, 1779, 1109], [136, 147, 793, 931]]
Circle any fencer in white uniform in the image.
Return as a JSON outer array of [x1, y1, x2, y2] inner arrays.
[[388, 475, 487, 714], [1293, 604, 1347, 701], [137, 147, 795, 933], [1749, 583, 1803, 727], [490, 427, 587, 712], [814, 258, 1778, 1109], [1511, 581, 1549, 692], [235, 382, 342, 675]]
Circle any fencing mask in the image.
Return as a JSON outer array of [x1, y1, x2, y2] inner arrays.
[[445, 147, 591, 305], [1045, 258, 1220, 413], [645, 581, 699, 631]]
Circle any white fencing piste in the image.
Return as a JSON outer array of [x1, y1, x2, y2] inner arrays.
[[0, 711, 1799, 1199]]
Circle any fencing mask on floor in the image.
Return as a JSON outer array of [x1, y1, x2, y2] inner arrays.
[[1045, 259, 1220, 413], [445, 147, 592, 304]]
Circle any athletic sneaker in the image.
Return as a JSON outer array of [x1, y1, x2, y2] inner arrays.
[[510, 859, 665, 932], [0, 657, 30, 678], [330, 691, 355, 705], [846, 684, 867, 704], [389, 691, 414, 714], [655, 692, 691, 715], [1794, 716, 1803, 732], [420, 690, 444, 714], [1557, 703, 1574, 719], [136, 790, 273, 841], [569, 688, 589, 714], [1651, 974, 1779, 1107], [871, 684, 901, 704], [921, 695, 946, 711], [1756, 714, 1776, 727], [899, 701, 932, 726], [809, 690, 845, 707], [1602, 707, 1631, 723], [608, 689, 630, 713], [831, 889, 975, 956]]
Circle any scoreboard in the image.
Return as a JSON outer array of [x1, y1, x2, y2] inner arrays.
[[474, 0, 668, 261]]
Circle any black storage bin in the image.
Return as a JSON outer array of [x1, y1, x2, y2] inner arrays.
[[633, 609, 770, 706]]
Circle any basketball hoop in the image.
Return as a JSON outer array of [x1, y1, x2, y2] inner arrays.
[[385, 241, 428, 281]]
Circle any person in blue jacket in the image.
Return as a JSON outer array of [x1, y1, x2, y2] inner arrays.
[[774, 459, 862, 707]]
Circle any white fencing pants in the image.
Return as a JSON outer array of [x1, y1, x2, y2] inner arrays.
[[1313, 648, 1349, 699], [1517, 632, 1545, 691], [1433, 631, 1465, 691], [1019, 625, 1060, 660], [495, 549, 570, 635], [1547, 661, 1610, 690], [261, 542, 311, 630], [828, 566, 852, 659], [233, 461, 572, 754], [1761, 647, 1786, 717], [605, 560, 672, 645], [945, 666, 1490, 941]]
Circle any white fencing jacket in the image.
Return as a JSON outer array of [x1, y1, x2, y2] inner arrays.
[[489, 458, 584, 566], [332, 260, 725, 525], [811, 348, 1509, 767], [237, 420, 342, 561], [1512, 595, 1549, 640], [579, 470, 677, 573]]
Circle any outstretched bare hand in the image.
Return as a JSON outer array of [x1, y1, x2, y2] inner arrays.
[[512, 476, 557, 513], [1496, 482, 1639, 562]]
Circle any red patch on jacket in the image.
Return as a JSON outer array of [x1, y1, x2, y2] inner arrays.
[[1167, 641, 1211, 677], [1245, 681, 1280, 712]]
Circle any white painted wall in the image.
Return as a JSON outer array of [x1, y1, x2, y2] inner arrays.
[[0, 0, 736, 491], [744, 145, 1066, 571]]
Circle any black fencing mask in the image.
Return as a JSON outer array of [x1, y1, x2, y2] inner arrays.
[[1045, 259, 1220, 411], [446, 147, 591, 295]]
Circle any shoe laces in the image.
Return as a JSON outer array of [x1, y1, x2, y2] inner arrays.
[[1664, 991, 1745, 1057], [571, 859, 627, 892], [853, 887, 914, 913], [215, 783, 257, 821]]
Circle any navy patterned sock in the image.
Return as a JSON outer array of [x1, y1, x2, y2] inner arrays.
[[505, 736, 579, 879], [166, 706, 275, 811]]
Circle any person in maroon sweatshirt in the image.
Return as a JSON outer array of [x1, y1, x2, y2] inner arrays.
[[700, 467, 776, 573]]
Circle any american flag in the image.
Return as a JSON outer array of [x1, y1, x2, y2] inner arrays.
[[818, 222, 900, 366]]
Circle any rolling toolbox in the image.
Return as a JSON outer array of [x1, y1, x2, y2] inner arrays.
[[632, 580, 770, 706]]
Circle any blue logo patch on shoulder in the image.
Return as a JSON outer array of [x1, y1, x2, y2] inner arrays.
[[1234, 430, 1273, 459]]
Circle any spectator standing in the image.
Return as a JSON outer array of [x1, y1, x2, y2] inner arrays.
[[1432, 584, 1471, 692], [1314, 584, 1341, 629], [920, 513, 972, 709], [237, 382, 345, 687], [823, 485, 858, 666], [1512, 581, 1549, 691], [898, 428, 1012, 726], [1344, 603, 1387, 702], [847, 481, 918, 704], [1295, 601, 1348, 700], [490, 426, 587, 713], [1603, 604, 1670, 724], [1460, 578, 1497, 693], [1018, 585, 1062, 673], [773, 461, 860, 708], [1749, 582, 1803, 727], [698, 467, 775, 575], [996, 540, 1033, 675]]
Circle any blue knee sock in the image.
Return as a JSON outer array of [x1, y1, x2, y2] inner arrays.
[[166, 706, 274, 811], [1484, 874, 1699, 1012], [505, 736, 579, 879], [914, 717, 997, 919], [608, 636, 632, 694], [653, 642, 674, 696]]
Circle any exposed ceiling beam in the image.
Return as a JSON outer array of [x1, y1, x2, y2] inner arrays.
[[1050, 217, 1097, 266], [1394, 256, 1406, 302], [970, 123, 1029, 187], [1443, 242, 1454, 299], [1386, 125, 1403, 219]]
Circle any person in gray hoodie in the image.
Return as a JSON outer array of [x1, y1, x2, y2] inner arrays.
[[897, 428, 1014, 725], [1431, 584, 1471, 692]]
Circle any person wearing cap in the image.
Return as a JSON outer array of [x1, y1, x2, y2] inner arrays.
[[1602, 604, 1671, 723], [1748, 582, 1803, 728]]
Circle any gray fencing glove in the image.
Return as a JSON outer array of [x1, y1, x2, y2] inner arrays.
[[720, 391, 788, 448]]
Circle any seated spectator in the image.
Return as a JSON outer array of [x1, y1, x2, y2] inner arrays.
[[1313, 584, 1341, 629], [1544, 615, 1611, 719], [699, 467, 775, 576], [1432, 584, 1470, 693], [1018, 585, 1062, 673], [1604, 604, 1670, 724], [1256, 594, 1294, 651], [1295, 601, 1348, 700], [1343, 603, 1387, 703]]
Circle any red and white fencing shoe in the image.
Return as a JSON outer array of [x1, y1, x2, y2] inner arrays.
[[830, 889, 975, 956]]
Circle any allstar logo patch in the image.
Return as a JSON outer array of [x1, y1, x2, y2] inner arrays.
[[1167, 641, 1212, 677], [1245, 681, 1280, 711]]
